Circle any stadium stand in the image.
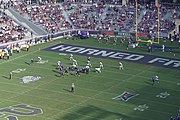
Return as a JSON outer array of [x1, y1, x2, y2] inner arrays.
[[0, 0, 179, 45], [0, 8, 31, 43]]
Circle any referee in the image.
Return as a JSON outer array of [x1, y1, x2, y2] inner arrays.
[[9, 71, 12, 80], [71, 83, 75, 92]]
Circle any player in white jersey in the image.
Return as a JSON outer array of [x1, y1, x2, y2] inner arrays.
[[95, 67, 101, 73], [119, 62, 124, 70], [70, 54, 73, 61], [87, 60, 92, 67], [57, 61, 61, 66], [99, 62, 104, 69], [71, 83, 75, 92], [151, 75, 159, 85], [38, 56, 42, 62]]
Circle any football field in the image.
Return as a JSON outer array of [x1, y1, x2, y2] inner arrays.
[[0, 38, 179, 120]]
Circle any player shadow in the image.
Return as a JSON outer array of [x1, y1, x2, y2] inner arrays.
[[55, 74, 61, 77], [24, 61, 30, 65], [144, 80, 153, 85], [2, 76, 10, 79], [52, 70, 59, 74], [63, 88, 72, 92], [52, 64, 56, 67], [69, 72, 76, 76]]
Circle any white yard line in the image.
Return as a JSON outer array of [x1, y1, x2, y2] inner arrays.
[[0, 87, 176, 115], [0, 47, 179, 120], [44, 66, 169, 120], [4, 61, 179, 93], [15, 52, 180, 79], [0, 78, 178, 108], [4, 61, 180, 86]]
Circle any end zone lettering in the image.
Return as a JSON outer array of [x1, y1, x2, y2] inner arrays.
[[43, 44, 180, 70], [148, 58, 180, 68], [0, 104, 43, 120]]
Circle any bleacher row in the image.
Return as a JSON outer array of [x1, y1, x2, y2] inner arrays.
[[0, 0, 180, 43]]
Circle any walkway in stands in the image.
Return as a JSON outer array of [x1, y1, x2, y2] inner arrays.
[[6, 8, 47, 36]]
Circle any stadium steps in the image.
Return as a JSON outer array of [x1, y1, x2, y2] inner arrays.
[[163, 11, 173, 20], [100, 4, 109, 20], [59, 3, 75, 29], [129, 8, 145, 32], [138, 8, 146, 23], [6, 8, 47, 36]]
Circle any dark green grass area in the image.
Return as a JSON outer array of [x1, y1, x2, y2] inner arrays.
[[0, 37, 179, 120]]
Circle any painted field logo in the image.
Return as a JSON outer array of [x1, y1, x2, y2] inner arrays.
[[134, 104, 149, 112], [112, 91, 139, 101], [43, 44, 180, 70], [156, 91, 170, 99], [0, 104, 43, 120], [12, 68, 26, 73], [20, 76, 42, 84]]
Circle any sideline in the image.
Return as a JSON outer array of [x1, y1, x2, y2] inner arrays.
[[0, 50, 39, 65]]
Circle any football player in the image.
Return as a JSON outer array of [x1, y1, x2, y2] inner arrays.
[[119, 62, 124, 70], [100, 62, 104, 69], [38, 56, 42, 62], [95, 67, 101, 73], [87, 60, 92, 67], [71, 83, 75, 92], [70, 54, 73, 61], [151, 75, 159, 85]]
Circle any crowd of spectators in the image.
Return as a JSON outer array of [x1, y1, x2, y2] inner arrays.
[[0, 0, 179, 42], [13, 1, 73, 33], [0, 8, 30, 43], [103, 5, 137, 32], [66, 2, 105, 30], [138, 3, 177, 38], [64, 1, 141, 32], [63, 0, 122, 5]]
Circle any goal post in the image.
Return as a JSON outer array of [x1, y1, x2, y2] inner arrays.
[[135, 0, 160, 44]]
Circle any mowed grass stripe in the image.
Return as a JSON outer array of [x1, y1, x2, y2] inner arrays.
[[7, 49, 177, 85], [0, 92, 173, 120], [34, 56, 152, 120], [3, 56, 180, 106], [1, 57, 179, 109], [5, 60, 179, 87], [8, 53, 180, 83], [0, 39, 179, 120], [42, 64, 156, 120], [0, 69, 179, 115]]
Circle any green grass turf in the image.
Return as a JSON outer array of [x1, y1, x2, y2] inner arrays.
[[0, 37, 179, 120]]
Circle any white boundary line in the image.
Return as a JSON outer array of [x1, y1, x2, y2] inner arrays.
[[0, 44, 179, 120]]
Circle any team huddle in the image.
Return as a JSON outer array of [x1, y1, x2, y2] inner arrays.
[[56, 54, 125, 77]]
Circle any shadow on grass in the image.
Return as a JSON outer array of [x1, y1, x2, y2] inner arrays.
[[63, 88, 72, 92], [55, 105, 129, 120], [52, 64, 56, 67], [52, 70, 59, 74], [2, 76, 10, 79], [24, 61, 30, 65], [55, 74, 60, 77], [144, 80, 153, 86]]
